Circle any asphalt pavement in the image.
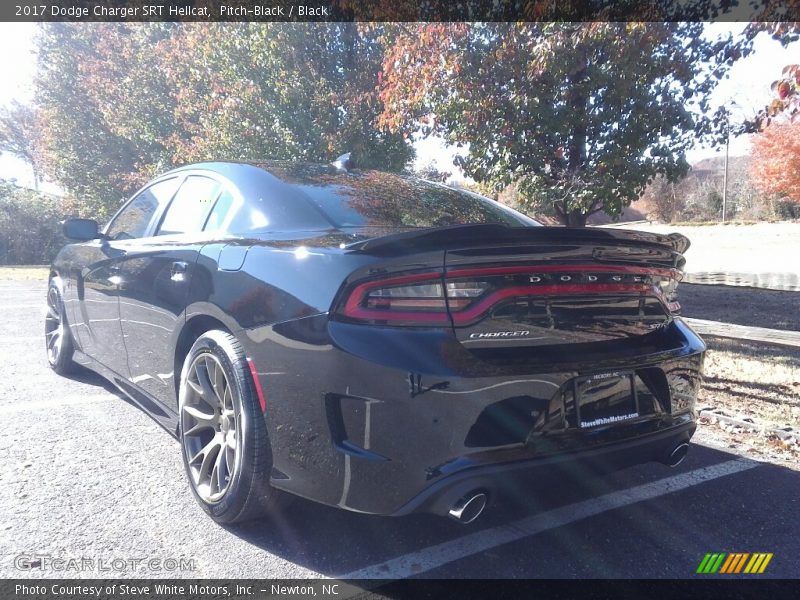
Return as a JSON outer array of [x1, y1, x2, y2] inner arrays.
[[1, 280, 797, 580]]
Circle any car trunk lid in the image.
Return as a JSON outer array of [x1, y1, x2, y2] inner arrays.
[[438, 226, 687, 350]]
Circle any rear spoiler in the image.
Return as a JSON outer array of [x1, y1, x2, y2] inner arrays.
[[344, 224, 690, 255]]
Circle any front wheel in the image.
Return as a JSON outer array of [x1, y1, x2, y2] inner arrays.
[[178, 330, 284, 523], [45, 282, 77, 375]]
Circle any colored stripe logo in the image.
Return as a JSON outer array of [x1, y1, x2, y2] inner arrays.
[[696, 552, 773, 574]]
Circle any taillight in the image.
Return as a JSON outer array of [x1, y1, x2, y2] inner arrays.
[[341, 272, 450, 325], [365, 283, 447, 311], [339, 265, 681, 325], [657, 277, 681, 313]]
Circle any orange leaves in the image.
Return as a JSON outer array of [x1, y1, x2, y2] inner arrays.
[[750, 121, 800, 204], [760, 64, 800, 125], [376, 23, 467, 133]]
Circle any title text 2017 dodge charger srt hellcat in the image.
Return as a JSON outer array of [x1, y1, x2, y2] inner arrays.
[[46, 159, 704, 524]]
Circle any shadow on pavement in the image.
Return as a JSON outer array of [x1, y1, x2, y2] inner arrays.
[[221, 444, 800, 577], [62, 364, 124, 396]]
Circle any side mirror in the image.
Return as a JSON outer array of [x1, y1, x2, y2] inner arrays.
[[63, 218, 100, 241]]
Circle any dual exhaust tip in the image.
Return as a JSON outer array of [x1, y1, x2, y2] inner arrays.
[[448, 491, 488, 524], [664, 442, 690, 468]]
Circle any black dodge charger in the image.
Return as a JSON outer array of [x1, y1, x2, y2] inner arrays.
[[47, 159, 705, 524]]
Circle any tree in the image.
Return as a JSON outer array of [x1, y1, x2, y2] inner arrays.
[[379, 23, 741, 226], [741, 22, 800, 129], [750, 121, 800, 205], [0, 180, 70, 264], [35, 23, 412, 218], [413, 160, 451, 183], [0, 101, 42, 191], [638, 175, 685, 223], [160, 24, 412, 171], [36, 24, 140, 220]]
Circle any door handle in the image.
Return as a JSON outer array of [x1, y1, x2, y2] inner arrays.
[[170, 261, 189, 282]]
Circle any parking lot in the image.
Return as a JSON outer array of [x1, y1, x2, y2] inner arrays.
[[1, 279, 798, 580]]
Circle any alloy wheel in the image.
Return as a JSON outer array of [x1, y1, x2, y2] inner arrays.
[[180, 353, 240, 503], [45, 287, 64, 365]]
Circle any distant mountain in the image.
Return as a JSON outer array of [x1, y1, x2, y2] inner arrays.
[[691, 155, 751, 173]]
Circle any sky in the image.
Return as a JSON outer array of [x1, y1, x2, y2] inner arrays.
[[0, 22, 798, 191]]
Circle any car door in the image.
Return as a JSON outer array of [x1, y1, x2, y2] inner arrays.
[[71, 178, 180, 378], [117, 174, 223, 410]]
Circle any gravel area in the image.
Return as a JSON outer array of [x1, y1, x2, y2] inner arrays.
[[695, 338, 800, 470]]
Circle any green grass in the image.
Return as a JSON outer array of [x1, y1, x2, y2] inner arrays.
[[0, 266, 49, 280]]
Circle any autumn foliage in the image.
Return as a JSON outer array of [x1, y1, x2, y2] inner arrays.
[[750, 121, 800, 204], [378, 23, 738, 226], [34, 23, 411, 218], [24, 21, 789, 226]]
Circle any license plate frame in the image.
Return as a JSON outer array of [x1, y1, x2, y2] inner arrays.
[[574, 370, 640, 429]]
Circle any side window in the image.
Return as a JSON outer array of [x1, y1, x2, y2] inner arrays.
[[203, 188, 237, 232], [158, 176, 222, 236], [106, 178, 179, 241]]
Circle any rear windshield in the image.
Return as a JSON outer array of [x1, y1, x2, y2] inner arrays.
[[257, 163, 539, 229]]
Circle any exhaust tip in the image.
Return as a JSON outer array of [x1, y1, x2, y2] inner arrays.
[[665, 442, 690, 467], [448, 492, 488, 524]]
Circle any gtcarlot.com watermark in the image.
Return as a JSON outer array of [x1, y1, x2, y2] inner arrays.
[[15, 553, 195, 573]]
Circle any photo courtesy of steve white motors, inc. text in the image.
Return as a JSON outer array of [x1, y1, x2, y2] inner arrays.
[[15, 583, 343, 597], [15, 3, 331, 18]]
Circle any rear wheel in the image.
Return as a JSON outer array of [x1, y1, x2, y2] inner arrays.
[[178, 330, 284, 523], [45, 283, 77, 375]]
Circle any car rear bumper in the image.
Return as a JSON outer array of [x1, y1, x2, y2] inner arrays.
[[240, 315, 705, 516], [391, 417, 696, 517]]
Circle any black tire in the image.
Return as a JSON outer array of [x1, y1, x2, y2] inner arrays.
[[178, 329, 285, 524], [45, 281, 77, 375]]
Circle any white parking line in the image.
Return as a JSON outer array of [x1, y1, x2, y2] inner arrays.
[[338, 458, 759, 579]]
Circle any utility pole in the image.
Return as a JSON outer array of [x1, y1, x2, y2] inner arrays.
[[722, 109, 729, 224], [721, 100, 739, 224]]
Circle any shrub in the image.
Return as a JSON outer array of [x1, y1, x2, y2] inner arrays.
[[0, 181, 71, 265]]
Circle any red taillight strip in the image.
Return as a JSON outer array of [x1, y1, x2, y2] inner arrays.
[[342, 307, 451, 323], [246, 358, 267, 412], [340, 264, 680, 324], [447, 264, 681, 281], [449, 283, 654, 324]]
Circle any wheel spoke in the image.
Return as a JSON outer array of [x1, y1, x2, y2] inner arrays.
[[192, 434, 222, 486], [186, 378, 203, 396], [211, 360, 225, 402], [47, 331, 60, 350], [182, 405, 217, 435], [210, 461, 220, 495], [194, 359, 219, 404], [212, 445, 227, 493], [225, 445, 235, 477]]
